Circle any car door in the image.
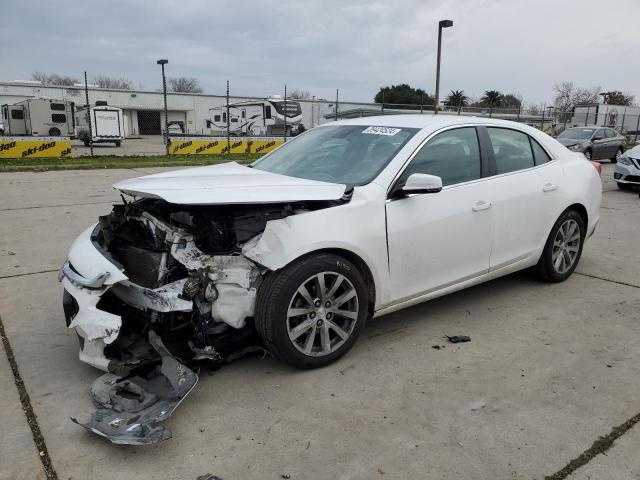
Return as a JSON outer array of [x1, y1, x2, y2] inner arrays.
[[385, 126, 493, 301], [483, 127, 554, 270], [591, 129, 608, 159]]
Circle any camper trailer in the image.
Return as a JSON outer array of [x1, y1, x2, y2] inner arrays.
[[75, 104, 125, 146], [207, 96, 302, 136], [1, 98, 74, 136]]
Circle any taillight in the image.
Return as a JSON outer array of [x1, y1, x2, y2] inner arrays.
[[590, 161, 602, 176]]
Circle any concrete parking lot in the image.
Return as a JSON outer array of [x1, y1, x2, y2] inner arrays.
[[0, 164, 638, 480], [71, 135, 166, 157]]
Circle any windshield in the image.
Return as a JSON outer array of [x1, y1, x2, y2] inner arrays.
[[253, 125, 418, 185], [558, 128, 595, 140]]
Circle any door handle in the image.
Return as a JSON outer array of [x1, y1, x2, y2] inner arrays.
[[543, 183, 558, 192], [472, 201, 492, 212]]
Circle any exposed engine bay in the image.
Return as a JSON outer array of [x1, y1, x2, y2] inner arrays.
[[61, 196, 342, 444]]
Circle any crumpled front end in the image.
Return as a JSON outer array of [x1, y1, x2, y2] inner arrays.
[[60, 196, 335, 444]]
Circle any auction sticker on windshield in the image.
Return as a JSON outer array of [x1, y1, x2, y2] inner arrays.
[[362, 126, 402, 136]]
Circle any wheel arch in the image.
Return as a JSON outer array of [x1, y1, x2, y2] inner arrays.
[[566, 202, 588, 229], [267, 248, 377, 317]]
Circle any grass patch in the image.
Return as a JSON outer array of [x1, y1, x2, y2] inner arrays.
[[0, 154, 263, 172]]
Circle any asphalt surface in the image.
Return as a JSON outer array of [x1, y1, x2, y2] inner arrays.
[[0, 163, 638, 480]]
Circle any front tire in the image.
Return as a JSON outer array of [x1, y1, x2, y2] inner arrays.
[[583, 149, 592, 161], [535, 209, 585, 282], [617, 182, 632, 190], [255, 253, 368, 369]]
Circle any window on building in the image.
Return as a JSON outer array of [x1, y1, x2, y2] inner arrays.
[[11, 109, 24, 120], [214, 115, 221, 122], [265, 105, 272, 119], [51, 114, 67, 123], [50, 103, 66, 111], [487, 128, 535, 174]]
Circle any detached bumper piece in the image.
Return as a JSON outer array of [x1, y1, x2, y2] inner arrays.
[[71, 332, 198, 445]]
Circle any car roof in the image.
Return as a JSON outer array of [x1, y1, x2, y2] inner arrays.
[[331, 114, 533, 132]]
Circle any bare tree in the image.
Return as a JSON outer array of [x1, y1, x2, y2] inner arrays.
[[167, 77, 203, 93], [552, 81, 601, 112], [31, 71, 80, 86], [289, 88, 311, 100], [93, 76, 135, 90]]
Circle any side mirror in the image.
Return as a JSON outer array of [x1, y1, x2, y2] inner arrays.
[[398, 173, 443, 196]]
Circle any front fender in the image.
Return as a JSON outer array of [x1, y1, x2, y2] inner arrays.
[[242, 186, 391, 306]]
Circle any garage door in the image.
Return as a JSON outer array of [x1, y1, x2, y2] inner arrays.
[[137, 110, 161, 135]]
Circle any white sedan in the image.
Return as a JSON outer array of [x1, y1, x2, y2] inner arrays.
[[60, 115, 601, 444]]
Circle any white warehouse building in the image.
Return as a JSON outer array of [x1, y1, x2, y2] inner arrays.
[[0, 81, 381, 136]]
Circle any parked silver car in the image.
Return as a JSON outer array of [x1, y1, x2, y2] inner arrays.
[[557, 126, 626, 162], [614, 144, 640, 190]]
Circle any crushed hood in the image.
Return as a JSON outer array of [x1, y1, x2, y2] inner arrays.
[[113, 162, 347, 205]]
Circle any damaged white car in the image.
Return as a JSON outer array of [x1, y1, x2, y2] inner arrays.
[[60, 116, 601, 444]]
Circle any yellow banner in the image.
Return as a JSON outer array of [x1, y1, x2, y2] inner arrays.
[[0, 137, 72, 159], [169, 137, 284, 155]]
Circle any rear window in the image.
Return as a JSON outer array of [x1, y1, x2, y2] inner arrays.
[[487, 128, 535, 174]]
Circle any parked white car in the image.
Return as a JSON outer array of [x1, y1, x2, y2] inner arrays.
[[60, 115, 602, 444]]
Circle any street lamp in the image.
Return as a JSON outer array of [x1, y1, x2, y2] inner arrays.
[[434, 19, 453, 115], [157, 59, 169, 154]]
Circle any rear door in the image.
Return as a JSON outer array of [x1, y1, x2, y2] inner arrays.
[[93, 109, 122, 138], [483, 127, 555, 270]]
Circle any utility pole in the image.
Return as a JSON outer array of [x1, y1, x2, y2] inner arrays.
[[284, 85, 287, 142], [226, 80, 230, 154], [83, 71, 93, 156], [335, 89, 339, 121], [156, 59, 169, 155], [434, 20, 453, 115]]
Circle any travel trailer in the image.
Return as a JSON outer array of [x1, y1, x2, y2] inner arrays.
[[1, 98, 74, 136], [75, 104, 125, 146], [207, 96, 302, 136]]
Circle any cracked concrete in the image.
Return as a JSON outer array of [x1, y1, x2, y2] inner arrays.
[[0, 164, 638, 480]]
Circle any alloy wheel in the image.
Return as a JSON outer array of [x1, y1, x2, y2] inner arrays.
[[286, 272, 359, 357], [551, 219, 581, 274]]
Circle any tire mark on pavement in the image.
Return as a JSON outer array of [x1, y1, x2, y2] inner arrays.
[[574, 272, 640, 289], [0, 269, 59, 280]]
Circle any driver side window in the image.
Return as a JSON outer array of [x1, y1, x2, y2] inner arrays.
[[399, 127, 481, 187]]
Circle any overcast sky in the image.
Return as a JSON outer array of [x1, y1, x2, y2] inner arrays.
[[1, 0, 639, 105]]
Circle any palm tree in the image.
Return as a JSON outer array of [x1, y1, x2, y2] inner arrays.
[[481, 90, 504, 108], [446, 90, 468, 108]]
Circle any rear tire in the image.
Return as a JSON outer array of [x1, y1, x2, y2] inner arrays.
[[49, 127, 61, 136], [115, 141, 121, 147], [612, 147, 623, 163], [255, 253, 368, 369], [535, 209, 585, 283]]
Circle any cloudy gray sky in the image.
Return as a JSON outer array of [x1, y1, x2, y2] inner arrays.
[[1, 0, 639, 105]]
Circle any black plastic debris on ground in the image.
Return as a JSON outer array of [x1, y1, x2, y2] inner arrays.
[[446, 335, 471, 344]]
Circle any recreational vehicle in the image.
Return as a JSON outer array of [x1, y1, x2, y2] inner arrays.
[[1, 98, 74, 136], [207, 96, 302, 136], [75, 104, 125, 146]]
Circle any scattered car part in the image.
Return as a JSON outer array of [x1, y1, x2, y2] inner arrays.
[[446, 335, 471, 344]]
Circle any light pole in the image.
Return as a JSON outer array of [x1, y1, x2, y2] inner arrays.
[[434, 19, 453, 115], [157, 59, 169, 155]]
